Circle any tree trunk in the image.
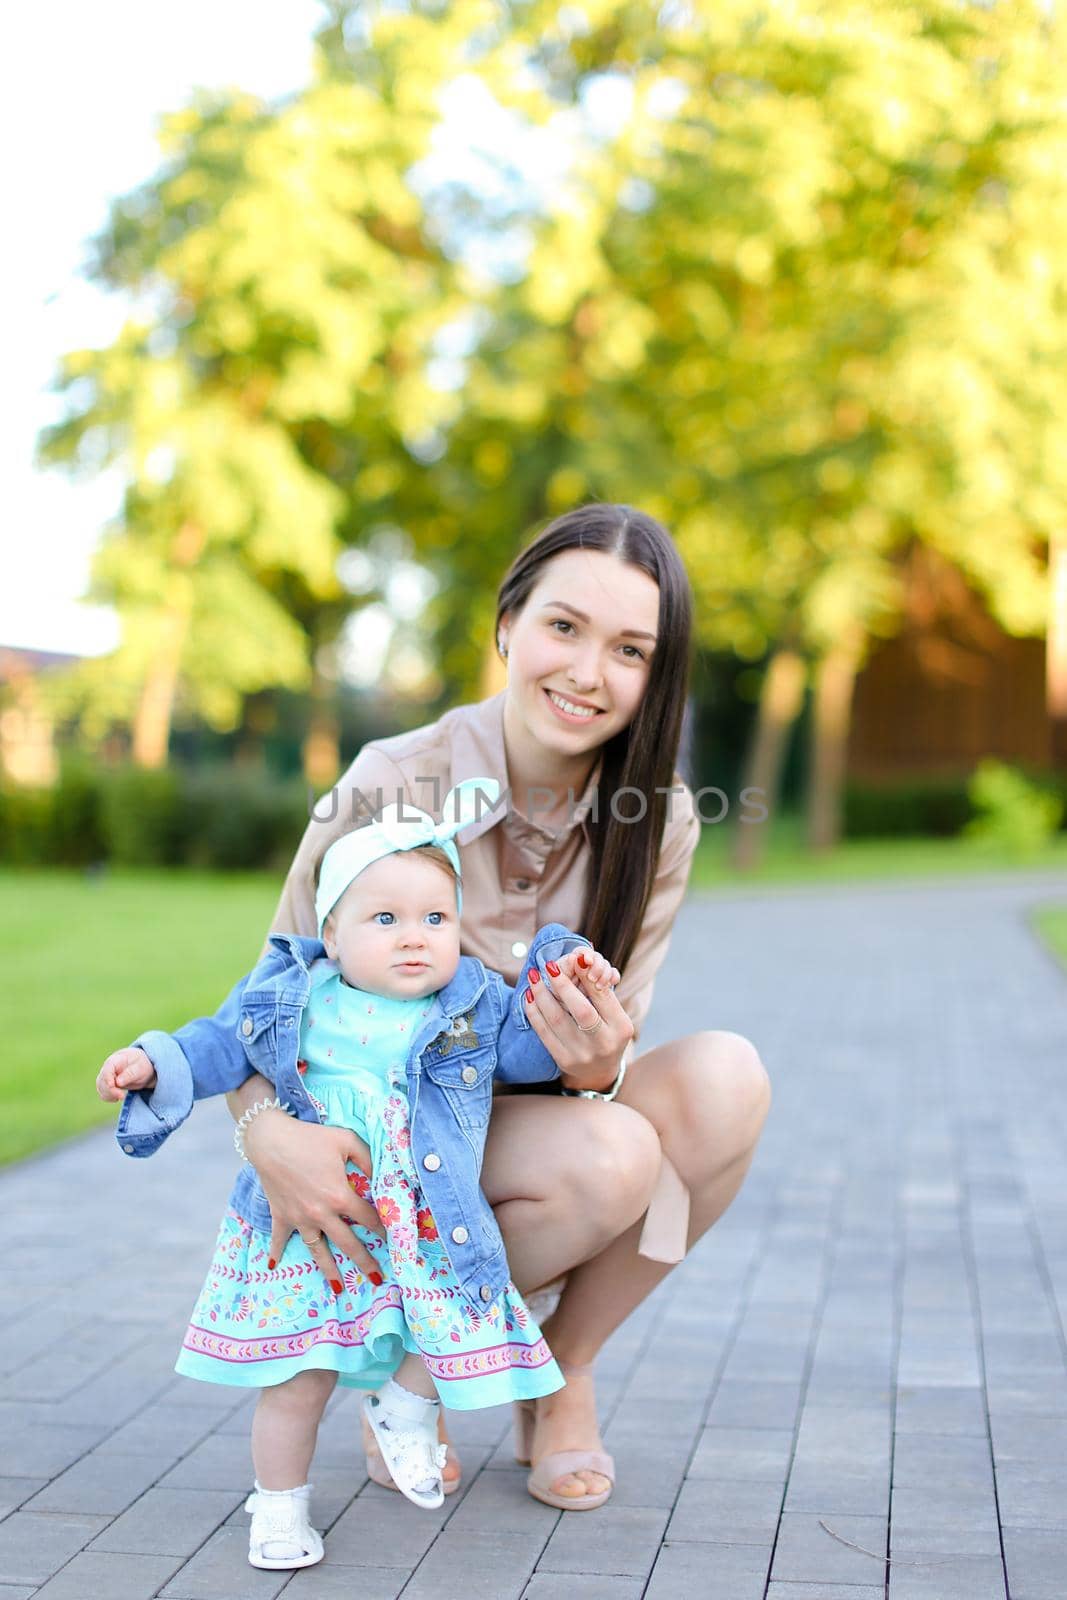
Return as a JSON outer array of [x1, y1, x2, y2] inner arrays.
[[806, 631, 863, 852], [303, 668, 340, 790], [1048, 532, 1067, 769], [131, 522, 204, 769], [732, 647, 806, 872]]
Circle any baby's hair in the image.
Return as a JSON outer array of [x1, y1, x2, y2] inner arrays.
[[408, 842, 461, 897]]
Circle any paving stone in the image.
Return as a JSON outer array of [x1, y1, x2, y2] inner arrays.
[[523, 1576, 644, 1600], [767, 1587, 883, 1599], [891, 1432, 995, 1491], [94, 1404, 221, 1461], [537, 1504, 668, 1578], [284, 1564, 404, 1598], [993, 1462, 1067, 1530], [770, 1511, 887, 1586], [90, 1487, 244, 1557], [26, 1452, 164, 1515], [0, 1478, 46, 1519], [645, 1538, 771, 1599], [666, 1476, 782, 1544], [1001, 1524, 1067, 1598], [158, 1524, 288, 1598], [401, 1530, 546, 1600], [895, 1385, 988, 1435], [884, 1555, 1008, 1599], [783, 1465, 890, 1516], [705, 1378, 803, 1429], [3, 1424, 108, 1478], [159, 1430, 254, 1490], [0, 1511, 108, 1586], [321, 1492, 446, 1567], [687, 1426, 794, 1482], [31, 1551, 185, 1598]]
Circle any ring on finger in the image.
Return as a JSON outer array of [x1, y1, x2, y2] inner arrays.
[[575, 1015, 604, 1033], [300, 1232, 322, 1246]]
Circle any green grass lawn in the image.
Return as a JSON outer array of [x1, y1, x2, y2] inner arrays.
[[0, 868, 281, 1166], [4, 831, 1067, 1167], [1032, 905, 1067, 970]]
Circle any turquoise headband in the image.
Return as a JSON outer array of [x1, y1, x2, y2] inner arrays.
[[314, 777, 500, 933]]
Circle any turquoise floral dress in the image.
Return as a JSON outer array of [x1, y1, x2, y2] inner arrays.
[[175, 962, 563, 1409]]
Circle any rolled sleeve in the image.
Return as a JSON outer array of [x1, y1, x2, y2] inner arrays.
[[116, 1030, 195, 1156], [615, 782, 700, 1046]]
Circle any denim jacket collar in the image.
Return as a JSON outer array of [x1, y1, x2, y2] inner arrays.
[[262, 932, 490, 1021]]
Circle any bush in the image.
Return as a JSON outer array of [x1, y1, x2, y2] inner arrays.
[[0, 763, 311, 872], [964, 760, 1064, 858], [843, 778, 974, 838]]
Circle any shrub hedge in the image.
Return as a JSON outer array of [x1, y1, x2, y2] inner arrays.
[[0, 762, 310, 870]]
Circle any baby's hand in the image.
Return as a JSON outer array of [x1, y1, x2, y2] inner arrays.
[[96, 1047, 157, 1102], [558, 947, 621, 993]]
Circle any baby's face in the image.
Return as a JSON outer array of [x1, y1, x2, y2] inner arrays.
[[322, 850, 461, 999]]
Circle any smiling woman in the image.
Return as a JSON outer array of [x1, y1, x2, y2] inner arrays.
[[230, 502, 771, 1513]]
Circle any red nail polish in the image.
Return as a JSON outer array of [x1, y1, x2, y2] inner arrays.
[[577, 951, 590, 968], [545, 961, 561, 977], [330, 1278, 343, 1295], [369, 1271, 384, 1286], [528, 967, 540, 984], [525, 988, 534, 1003], [267, 1257, 276, 1271]]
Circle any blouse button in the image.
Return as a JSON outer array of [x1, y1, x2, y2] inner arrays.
[[423, 1152, 442, 1172], [510, 940, 528, 958], [461, 1066, 478, 1086], [479, 1284, 493, 1302], [241, 1017, 253, 1037], [515, 879, 531, 891], [451, 1226, 470, 1245]]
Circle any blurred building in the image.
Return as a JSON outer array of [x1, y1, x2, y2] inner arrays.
[[848, 556, 1051, 780]]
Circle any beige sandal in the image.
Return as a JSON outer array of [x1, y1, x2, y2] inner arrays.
[[515, 1363, 615, 1512], [362, 1410, 461, 1496]]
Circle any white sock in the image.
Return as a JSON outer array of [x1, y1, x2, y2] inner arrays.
[[376, 1376, 441, 1425]]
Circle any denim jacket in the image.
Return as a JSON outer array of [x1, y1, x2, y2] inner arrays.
[[117, 922, 590, 1310]]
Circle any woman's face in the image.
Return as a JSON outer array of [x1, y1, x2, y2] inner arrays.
[[499, 548, 660, 759]]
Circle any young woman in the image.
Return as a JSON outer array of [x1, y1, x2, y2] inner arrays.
[[227, 502, 772, 1510]]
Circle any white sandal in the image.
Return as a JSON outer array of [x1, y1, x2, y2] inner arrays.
[[363, 1381, 448, 1510], [244, 1481, 324, 1569]]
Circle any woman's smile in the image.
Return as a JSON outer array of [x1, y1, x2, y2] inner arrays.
[[543, 687, 606, 724]]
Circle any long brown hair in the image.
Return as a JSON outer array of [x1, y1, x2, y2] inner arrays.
[[495, 503, 693, 974]]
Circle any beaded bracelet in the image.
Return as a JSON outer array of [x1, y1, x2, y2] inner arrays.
[[233, 1096, 293, 1162]]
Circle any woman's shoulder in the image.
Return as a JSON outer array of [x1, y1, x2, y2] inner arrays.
[[344, 700, 488, 793]]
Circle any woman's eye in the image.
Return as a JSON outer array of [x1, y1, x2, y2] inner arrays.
[[374, 912, 395, 926], [620, 644, 646, 661], [550, 619, 575, 635]]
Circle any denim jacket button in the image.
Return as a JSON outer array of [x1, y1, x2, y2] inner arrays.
[[123, 1144, 134, 1153], [479, 1284, 492, 1302], [451, 1225, 469, 1245], [241, 1017, 253, 1037], [423, 1152, 442, 1171], [461, 1066, 478, 1085]]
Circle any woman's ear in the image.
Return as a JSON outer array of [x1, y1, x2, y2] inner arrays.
[[497, 609, 511, 658]]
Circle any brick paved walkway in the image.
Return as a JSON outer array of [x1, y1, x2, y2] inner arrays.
[[4, 871, 1067, 1598]]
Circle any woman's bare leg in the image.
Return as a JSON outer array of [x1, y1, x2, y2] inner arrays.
[[527, 1031, 771, 1497]]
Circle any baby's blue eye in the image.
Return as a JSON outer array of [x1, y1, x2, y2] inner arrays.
[[425, 912, 444, 926], [374, 912, 395, 926]]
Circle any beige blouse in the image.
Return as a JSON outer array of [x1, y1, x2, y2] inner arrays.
[[269, 692, 699, 1049]]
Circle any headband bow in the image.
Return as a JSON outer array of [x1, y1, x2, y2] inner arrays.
[[314, 777, 500, 933]]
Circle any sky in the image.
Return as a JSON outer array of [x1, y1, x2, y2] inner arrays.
[[1, 0, 322, 656]]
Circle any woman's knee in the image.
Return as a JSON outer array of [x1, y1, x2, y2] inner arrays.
[[571, 1102, 662, 1215], [671, 1030, 771, 1148]]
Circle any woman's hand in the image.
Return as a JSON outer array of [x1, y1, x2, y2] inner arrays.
[[523, 948, 634, 1091], [97, 1047, 157, 1101], [240, 1107, 385, 1291]]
